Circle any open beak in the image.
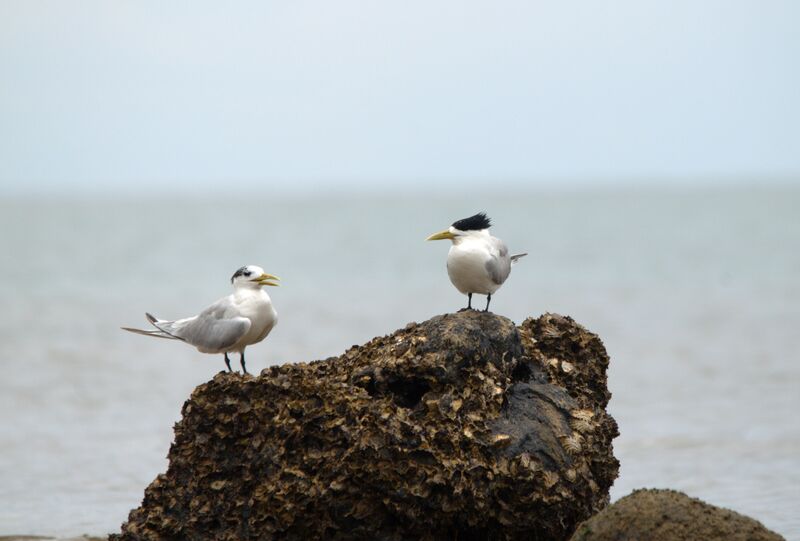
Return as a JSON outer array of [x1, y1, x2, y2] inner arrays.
[[255, 273, 280, 287], [426, 229, 455, 241]]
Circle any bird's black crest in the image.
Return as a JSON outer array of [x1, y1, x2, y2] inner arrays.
[[452, 212, 491, 231], [231, 266, 251, 283]]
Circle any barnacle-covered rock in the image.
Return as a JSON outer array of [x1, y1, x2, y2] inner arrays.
[[569, 488, 785, 541], [112, 311, 619, 541]]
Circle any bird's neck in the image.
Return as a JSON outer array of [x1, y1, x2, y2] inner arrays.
[[233, 285, 268, 299], [453, 229, 491, 246]]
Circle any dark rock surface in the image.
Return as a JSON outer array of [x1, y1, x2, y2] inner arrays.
[[112, 311, 619, 541], [569, 488, 785, 541]]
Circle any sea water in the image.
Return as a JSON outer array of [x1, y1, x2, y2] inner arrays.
[[0, 187, 798, 538]]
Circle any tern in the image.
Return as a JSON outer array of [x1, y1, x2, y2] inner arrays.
[[427, 213, 526, 311], [122, 265, 279, 374]]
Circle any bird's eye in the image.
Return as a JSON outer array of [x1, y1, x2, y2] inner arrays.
[[243, 271, 252, 277]]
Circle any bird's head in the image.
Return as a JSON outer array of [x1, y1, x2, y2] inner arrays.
[[230, 265, 280, 288], [426, 212, 492, 243]]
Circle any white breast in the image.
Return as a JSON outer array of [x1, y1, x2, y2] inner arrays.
[[446, 238, 500, 295], [230, 290, 278, 351]]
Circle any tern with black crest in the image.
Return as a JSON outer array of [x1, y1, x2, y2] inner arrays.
[[427, 213, 526, 311], [122, 265, 279, 374]]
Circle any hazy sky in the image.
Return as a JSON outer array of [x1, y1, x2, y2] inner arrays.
[[1, 1, 798, 194]]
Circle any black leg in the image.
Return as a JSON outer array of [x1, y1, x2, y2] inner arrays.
[[224, 353, 232, 372], [484, 294, 491, 312], [467, 292, 473, 310], [240, 352, 248, 375]]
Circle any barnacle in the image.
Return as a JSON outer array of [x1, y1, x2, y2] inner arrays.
[[570, 418, 592, 433], [571, 409, 595, 421], [543, 470, 560, 488], [562, 432, 584, 455], [541, 324, 563, 338], [491, 434, 512, 447]]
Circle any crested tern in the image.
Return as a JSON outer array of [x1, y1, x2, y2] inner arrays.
[[427, 213, 526, 311], [122, 265, 279, 374]]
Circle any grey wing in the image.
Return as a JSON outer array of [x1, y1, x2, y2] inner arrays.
[[486, 238, 512, 285], [174, 315, 251, 352], [154, 302, 251, 352]]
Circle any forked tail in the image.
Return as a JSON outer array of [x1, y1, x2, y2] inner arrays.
[[120, 326, 178, 340], [121, 312, 182, 340], [510, 253, 528, 265]]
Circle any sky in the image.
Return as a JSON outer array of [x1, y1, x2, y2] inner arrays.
[[0, 0, 799, 195]]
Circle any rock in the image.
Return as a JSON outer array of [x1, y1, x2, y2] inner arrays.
[[569, 488, 785, 541], [112, 311, 619, 541]]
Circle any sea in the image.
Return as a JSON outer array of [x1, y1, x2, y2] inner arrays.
[[1, 186, 798, 539]]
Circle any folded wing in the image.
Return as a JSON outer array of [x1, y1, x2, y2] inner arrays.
[[147, 304, 251, 353]]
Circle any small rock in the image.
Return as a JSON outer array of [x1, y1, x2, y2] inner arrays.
[[570, 488, 785, 541]]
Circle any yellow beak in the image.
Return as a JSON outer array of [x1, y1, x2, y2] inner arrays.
[[256, 273, 280, 287], [426, 229, 455, 241]]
